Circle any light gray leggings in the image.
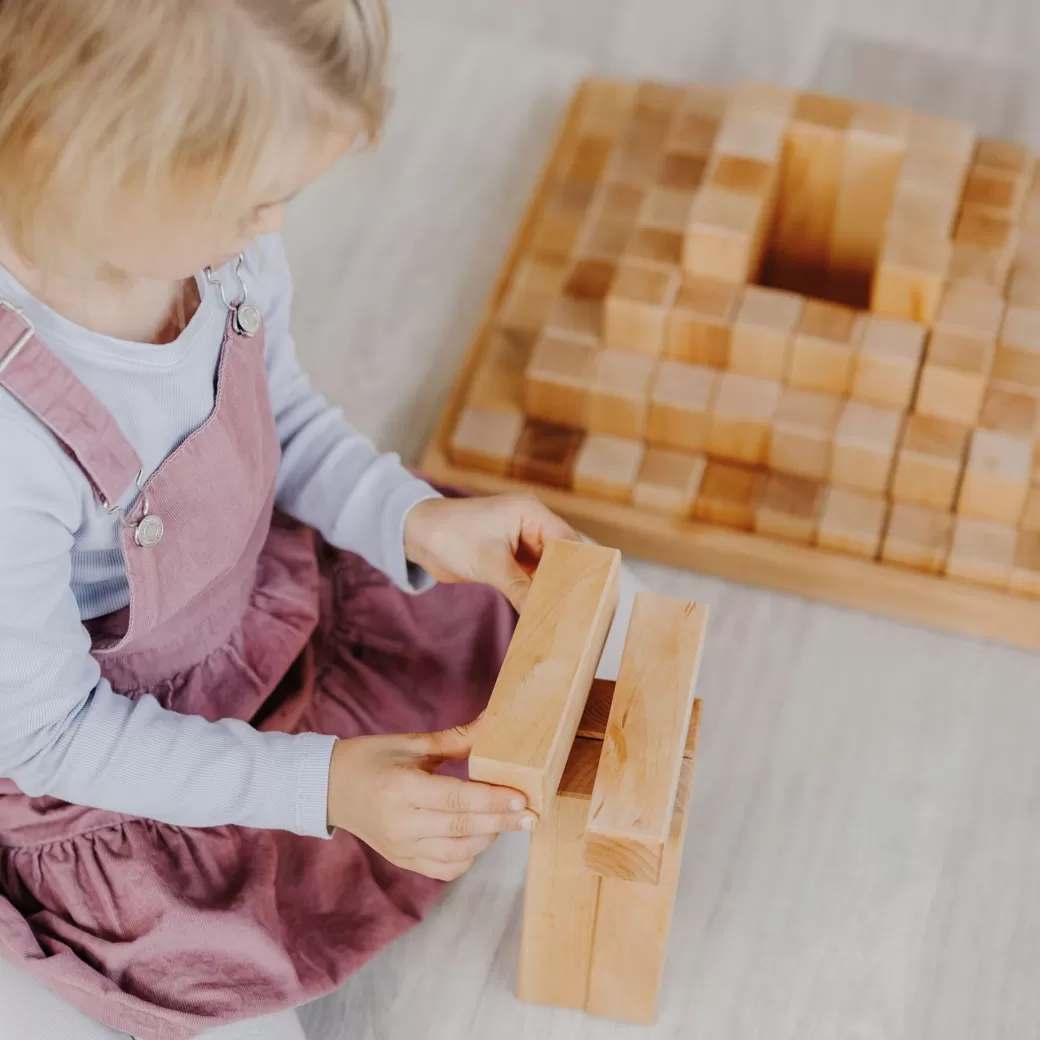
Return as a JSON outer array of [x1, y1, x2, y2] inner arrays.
[[0, 956, 306, 1039]]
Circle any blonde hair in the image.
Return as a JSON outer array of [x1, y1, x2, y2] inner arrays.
[[0, 0, 389, 272]]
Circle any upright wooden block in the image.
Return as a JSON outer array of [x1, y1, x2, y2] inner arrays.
[[727, 79, 798, 120], [1011, 532, 1040, 597], [709, 372, 782, 464], [565, 135, 615, 184], [706, 152, 775, 196], [816, 487, 887, 559], [872, 230, 951, 325], [564, 257, 619, 306], [993, 305, 1040, 390], [712, 110, 787, 165], [909, 111, 976, 166], [574, 435, 646, 503], [604, 262, 679, 354], [948, 242, 1014, 297], [665, 276, 741, 365], [545, 293, 602, 343], [666, 109, 720, 160], [890, 414, 969, 511], [595, 182, 647, 228], [639, 187, 696, 233], [730, 286, 805, 380], [450, 408, 524, 475], [587, 350, 657, 439], [768, 388, 842, 480], [754, 473, 824, 544], [524, 334, 597, 428], [499, 257, 570, 334], [684, 185, 766, 283], [914, 330, 994, 425], [470, 540, 620, 816], [579, 218, 635, 262], [851, 316, 926, 409], [467, 328, 531, 414], [512, 421, 584, 489], [830, 400, 903, 495], [934, 282, 1006, 339], [694, 462, 764, 530], [578, 81, 637, 137], [625, 226, 684, 268], [978, 386, 1039, 438], [585, 595, 706, 884], [957, 430, 1031, 525], [882, 503, 954, 574], [657, 153, 708, 192], [961, 164, 1029, 220], [633, 449, 707, 516], [646, 361, 718, 452], [946, 517, 1016, 589], [787, 301, 863, 395]]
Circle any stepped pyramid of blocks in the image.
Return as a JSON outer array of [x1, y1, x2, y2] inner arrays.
[[449, 79, 1040, 595]]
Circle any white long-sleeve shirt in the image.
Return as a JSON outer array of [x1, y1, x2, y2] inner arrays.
[[0, 234, 439, 839]]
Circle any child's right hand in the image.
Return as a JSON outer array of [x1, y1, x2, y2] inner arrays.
[[327, 722, 536, 881]]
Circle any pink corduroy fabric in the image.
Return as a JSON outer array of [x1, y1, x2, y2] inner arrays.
[[0, 309, 515, 1040]]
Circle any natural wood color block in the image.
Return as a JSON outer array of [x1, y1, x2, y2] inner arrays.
[[633, 449, 706, 516], [755, 473, 823, 544], [579, 219, 634, 262], [545, 293, 602, 343], [957, 430, 1031, 526], [604, 262, 678, 354], [574, 435, 645, 504], [872, 230, 951, 325], [993, 305, 1040, 390], [683, 185, 766, 283], [730, 286, 804, 380], [978, 386, 1039, 438], [975, 138, 1035, 177], [639, 187, 695, 233], [830, 400, 903, 495], [934, 283, 1006, 340], [948, 242, 1014, 296], [909, 112, 976, 166], [579, 680, 701, 761], [665, 276, 741, 365], [890, 414, 969, 512], [728, 79, 798, 120], [471, 540, 620, 816], [706, 153, 774, 196], [694, 462, 764, 530], [607, 129, 665, 187], [816, 487, 887, 559], [467, 328, 531, 414], [564, 258, 618, 303], [647, 361, 718, 452], [962, 165, 1029, 219], [587, 350, 657, 439], [625, 226, 684, 268], [530, 206, 585, 260], [450, 408, 524, 476], [851, 316, 926, 409], [585, 595, 706, 884], [578, 81, 637, 137], [596, 182, 647, 227], [787, 301, 863, 395], [657, 152, 708, 191], [769, 388, 842, 480], [914, 330, 994, 425], [565, 134, 615, 184], [713, 111, 786, 164], [498, 257, 570, 333], [1011, 531, 1040, 598], [887, 186, 961, 238], [512, 421, 584, 489], [666, 110, 720, 159], [709, 372, 781, 464], [882, 504, 954, 575], [946, 517, 1016, 590], [524, 334, 597, 427], [954, 209, 1017, 254], [678, 83, 731, 120]]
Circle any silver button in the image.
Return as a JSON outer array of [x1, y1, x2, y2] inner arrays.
[[234, 303, 262, 338], [135, 514, 165, 548]]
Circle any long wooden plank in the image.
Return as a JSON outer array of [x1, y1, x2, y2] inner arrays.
[[584, 595, 707, 884], [470, 539, 620, 815], [579, 679, 700, 758]]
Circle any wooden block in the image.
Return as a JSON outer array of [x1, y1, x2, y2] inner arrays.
[[694, 461, 764, 530], [467, 328, 532, 414], [730, 286, 804, 380], [574, 434, 645, 503], [524, 334, 597, 427], [978, 386, 1039, 438], [604, 262, 678, 354], [934, 284, 1006, 340], [948, 242, 1014, 296], [531, 202, 586, 260], [517, 737, 602, 1010], [1011, 531, 1040, 597], [946, 517, 1016, 589], [975, 138, 1035, 178], [787, 301, 862, 395], [471, 540, 620, 816], [633, 449, 707, 516], [713, 111, 787, 165], [909, 112, 976, 166], [889, 414, 969, 511], [564, 134, 615, 184], [585, 595, 706, 884], [578, 218, 632, 262], [657, 152, 708, 191], [914, 330, 994, 425], [450, 408, 524, 475], [683, 185, 765, 283], [709, 372, 782, 464], [954, 209, 1017, 254], [994, 305, 1040, 390], [665, 276, 741, 365], [961, 165, 1029, 219], [705, 153, 775, 195], [639, 187, 696, 233], [851, 316, 926, 409], [768, 388, 842, 480], [728, 79, 798, 120], [564, 258, 618, 303], [830, 400, 903, 495], [957, 429, 1031, 525], [499, 257, 569, 333], [872, 229, 951, 325], [646, 361, 718, 452], [1008, 266, 1040, 307], [596, 182, 647, 228], [512, 421, 584, 489], [816, 487, 887, 559], [754, 473, 824, 544], [625, 226, 684, 268], [579, 680, 701, 760], [587, 350, 657, 439], [678, 83, 731, 121], [545, 293, 602, 343], [578, 81, 637, 137], [887, 186, 961, 237], [666, 109, 720, 159], [882, 503, 954, 575], [1020, 486, 1040, 534], [607, 130, 665, 187]]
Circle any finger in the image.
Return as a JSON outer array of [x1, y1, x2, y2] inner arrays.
[[517, 497, 581, 557], [402, 723, 477, 762], [415, 834, 498, 862], [403, 807, 535, 840], [500, 552, 533, 612], [404, 772, 530, 814]]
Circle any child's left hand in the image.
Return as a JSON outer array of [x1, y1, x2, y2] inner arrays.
[[404, 494, 579, 611]]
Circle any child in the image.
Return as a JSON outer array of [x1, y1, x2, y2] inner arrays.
[[0, 2, 600, 1037]]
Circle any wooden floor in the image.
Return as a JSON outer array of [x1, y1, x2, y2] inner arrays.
[[287, 4, 1040, 1038]]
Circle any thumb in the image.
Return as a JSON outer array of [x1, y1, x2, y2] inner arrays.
[[499, 554, 533, 613], [406, 723, 478, 763]]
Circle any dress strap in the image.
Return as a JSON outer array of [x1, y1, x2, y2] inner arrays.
[[0, 301, 142, 511]]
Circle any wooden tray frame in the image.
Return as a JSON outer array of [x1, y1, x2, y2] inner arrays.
[[420, 78, 1040, 653]]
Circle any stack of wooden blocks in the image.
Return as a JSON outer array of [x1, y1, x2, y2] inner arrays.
[[448, 77, 1040, 596], [471, 539, 706, 1024]]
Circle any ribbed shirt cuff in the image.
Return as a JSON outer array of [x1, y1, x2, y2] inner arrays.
[[292, 732, 338, 839], [389, 481, 442, 594]]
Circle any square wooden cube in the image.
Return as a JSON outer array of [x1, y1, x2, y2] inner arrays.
[[450, 408, 524, 475], [604, 262, 679, 354], [946, 517, 1016, 589], [666, 110, 720, 158], [625, 226, 685, 268], [665, 276, 741, 365], [683, 186, 765, 283], [851, 316, 927, 409], [954, 209, 1018, 255], [934, 284, 1006, 340], [914, 330, 994, 425], [830, 400, 903, 494], [467, 328, 532, 414], [714, 111, 787, 163], [962, 165, 1028, 219], [769, 388, 843, 480], [909, 111, 976, 166], [607, 134, 664, 188], [728, 80, 798, 121], [657, 153, 708, 191], [638, 187, 696, 233], [706, 153, 776, 196], [573, 434, 646, 503], [882, 503, 954, 574], [530, 205, 586, 260], [512, 421, 585, 488], [587, 350, 657, 439], [730, 286, 805, 380], [872, 229, 951, 325], [993, 305, 1040, 390], [978, 386, 1039, 438], [787, 301, 863, 395], [957, 429, 1031, 525], [595, 182, 647, 227], [1011, 531, 1040, 597], [633, 449, 707, 516], [948, 242, 1014, 295], [498, 257, 569, 333], [890, 414, 969, 511], [564, 134, 614, 184], [545, 293, 602, 343], [578, 218, 634, 262], [709, 372, 782, 464], [578, 81, 636, 137], [975, 138, 1036, 178], [646, 360, 719, 452], [754, 474, 824, 544], [694, 462, 765, 530], [524, 334, 597, 428], [816, 487, 887, 559]]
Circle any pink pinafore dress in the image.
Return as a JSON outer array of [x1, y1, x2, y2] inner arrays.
[[0, 273, 515, 1039]]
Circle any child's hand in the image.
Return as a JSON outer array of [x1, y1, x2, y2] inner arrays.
[[404, 494, 579, 611], [327, 722, 535, 881]]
